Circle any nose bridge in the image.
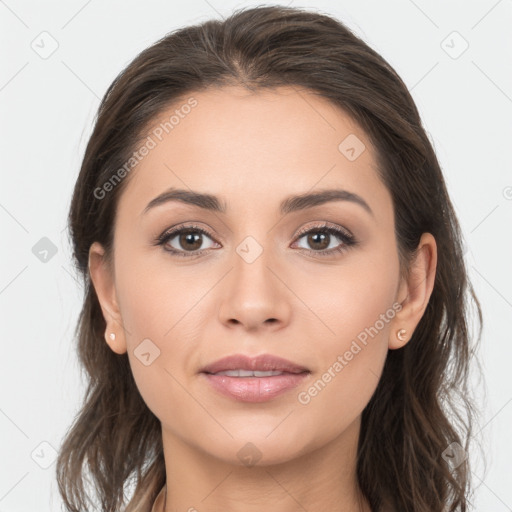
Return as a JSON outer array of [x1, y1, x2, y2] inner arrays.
[[217, 230, 291, 329]]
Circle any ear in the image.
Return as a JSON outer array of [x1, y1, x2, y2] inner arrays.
[[88, 241, 127, 354], [389, 232, 437, 350]]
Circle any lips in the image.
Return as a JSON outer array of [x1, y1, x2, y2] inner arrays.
[[202, 372, 310, 402], [200, 353, 310, 375], [200, 354, 311, 402]]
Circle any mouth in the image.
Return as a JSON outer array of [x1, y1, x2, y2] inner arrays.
[[199, 354, 311, 402], [205, 369, 302, 377], [200, 353, 310, 375]]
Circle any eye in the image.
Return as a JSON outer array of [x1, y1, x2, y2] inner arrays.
[[155, 224, 219, 257], [292, 222, 357, 257], [154, 221, 357, 259]]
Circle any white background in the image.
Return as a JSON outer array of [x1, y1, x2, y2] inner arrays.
[[1, 0, 511, 510]]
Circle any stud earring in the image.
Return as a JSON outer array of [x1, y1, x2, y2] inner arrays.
[[397, 329, 407, 341], [109, 332, 116, 341]]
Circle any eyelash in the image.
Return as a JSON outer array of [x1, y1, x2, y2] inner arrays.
[[154, 222, 358, 259]]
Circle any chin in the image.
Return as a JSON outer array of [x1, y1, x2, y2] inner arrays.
[[199, 432, 310, 467]]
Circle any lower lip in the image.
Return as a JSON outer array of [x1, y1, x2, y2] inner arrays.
[[201, 372, 310, 402]]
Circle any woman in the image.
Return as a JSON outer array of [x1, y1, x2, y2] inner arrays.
[[57, 5, 483, 511]]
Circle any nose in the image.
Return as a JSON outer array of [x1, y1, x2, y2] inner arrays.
[[217, 242, 292, 333]]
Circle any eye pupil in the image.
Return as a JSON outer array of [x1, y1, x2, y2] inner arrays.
[[180, 232, 202, 250], [308, 232, 329, 250]]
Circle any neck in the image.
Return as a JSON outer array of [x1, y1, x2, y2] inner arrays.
[[160, 416, 371, 512]]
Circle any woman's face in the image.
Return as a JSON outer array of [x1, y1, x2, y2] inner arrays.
[[89, 85, 435, 466]]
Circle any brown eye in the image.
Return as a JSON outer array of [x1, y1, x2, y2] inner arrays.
[[293, 223, 357, 257], [304, 231, 331, 251], [156, 225, 219, 256], [176, 231, 204, 251]]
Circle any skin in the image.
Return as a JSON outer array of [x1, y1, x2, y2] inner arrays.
[[88, 85, 437, 512]]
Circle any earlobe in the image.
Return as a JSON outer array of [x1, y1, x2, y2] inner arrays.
[[389, 233, 437, 350], [88, 242, 128, 354], [389, 326, 410, 351]]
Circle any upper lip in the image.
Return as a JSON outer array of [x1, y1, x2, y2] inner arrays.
[[200, 354, 310, 374]]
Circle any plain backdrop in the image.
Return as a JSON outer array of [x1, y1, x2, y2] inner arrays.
[[1, 0, 511, 510]]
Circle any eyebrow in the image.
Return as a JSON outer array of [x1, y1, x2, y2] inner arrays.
[[142, 187, 373, 217]]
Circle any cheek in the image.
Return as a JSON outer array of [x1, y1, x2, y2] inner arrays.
[[289, 248, 398, 419], [293, 290, 393, 449], [114, 252, 227, 426], [115, 246, 206, 339], [288, 244, 400, 348]]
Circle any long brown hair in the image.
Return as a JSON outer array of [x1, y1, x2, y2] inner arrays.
[[58, 5, 484, 511]]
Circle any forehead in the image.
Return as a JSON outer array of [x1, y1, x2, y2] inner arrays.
[[117, 85, 390, 220]]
